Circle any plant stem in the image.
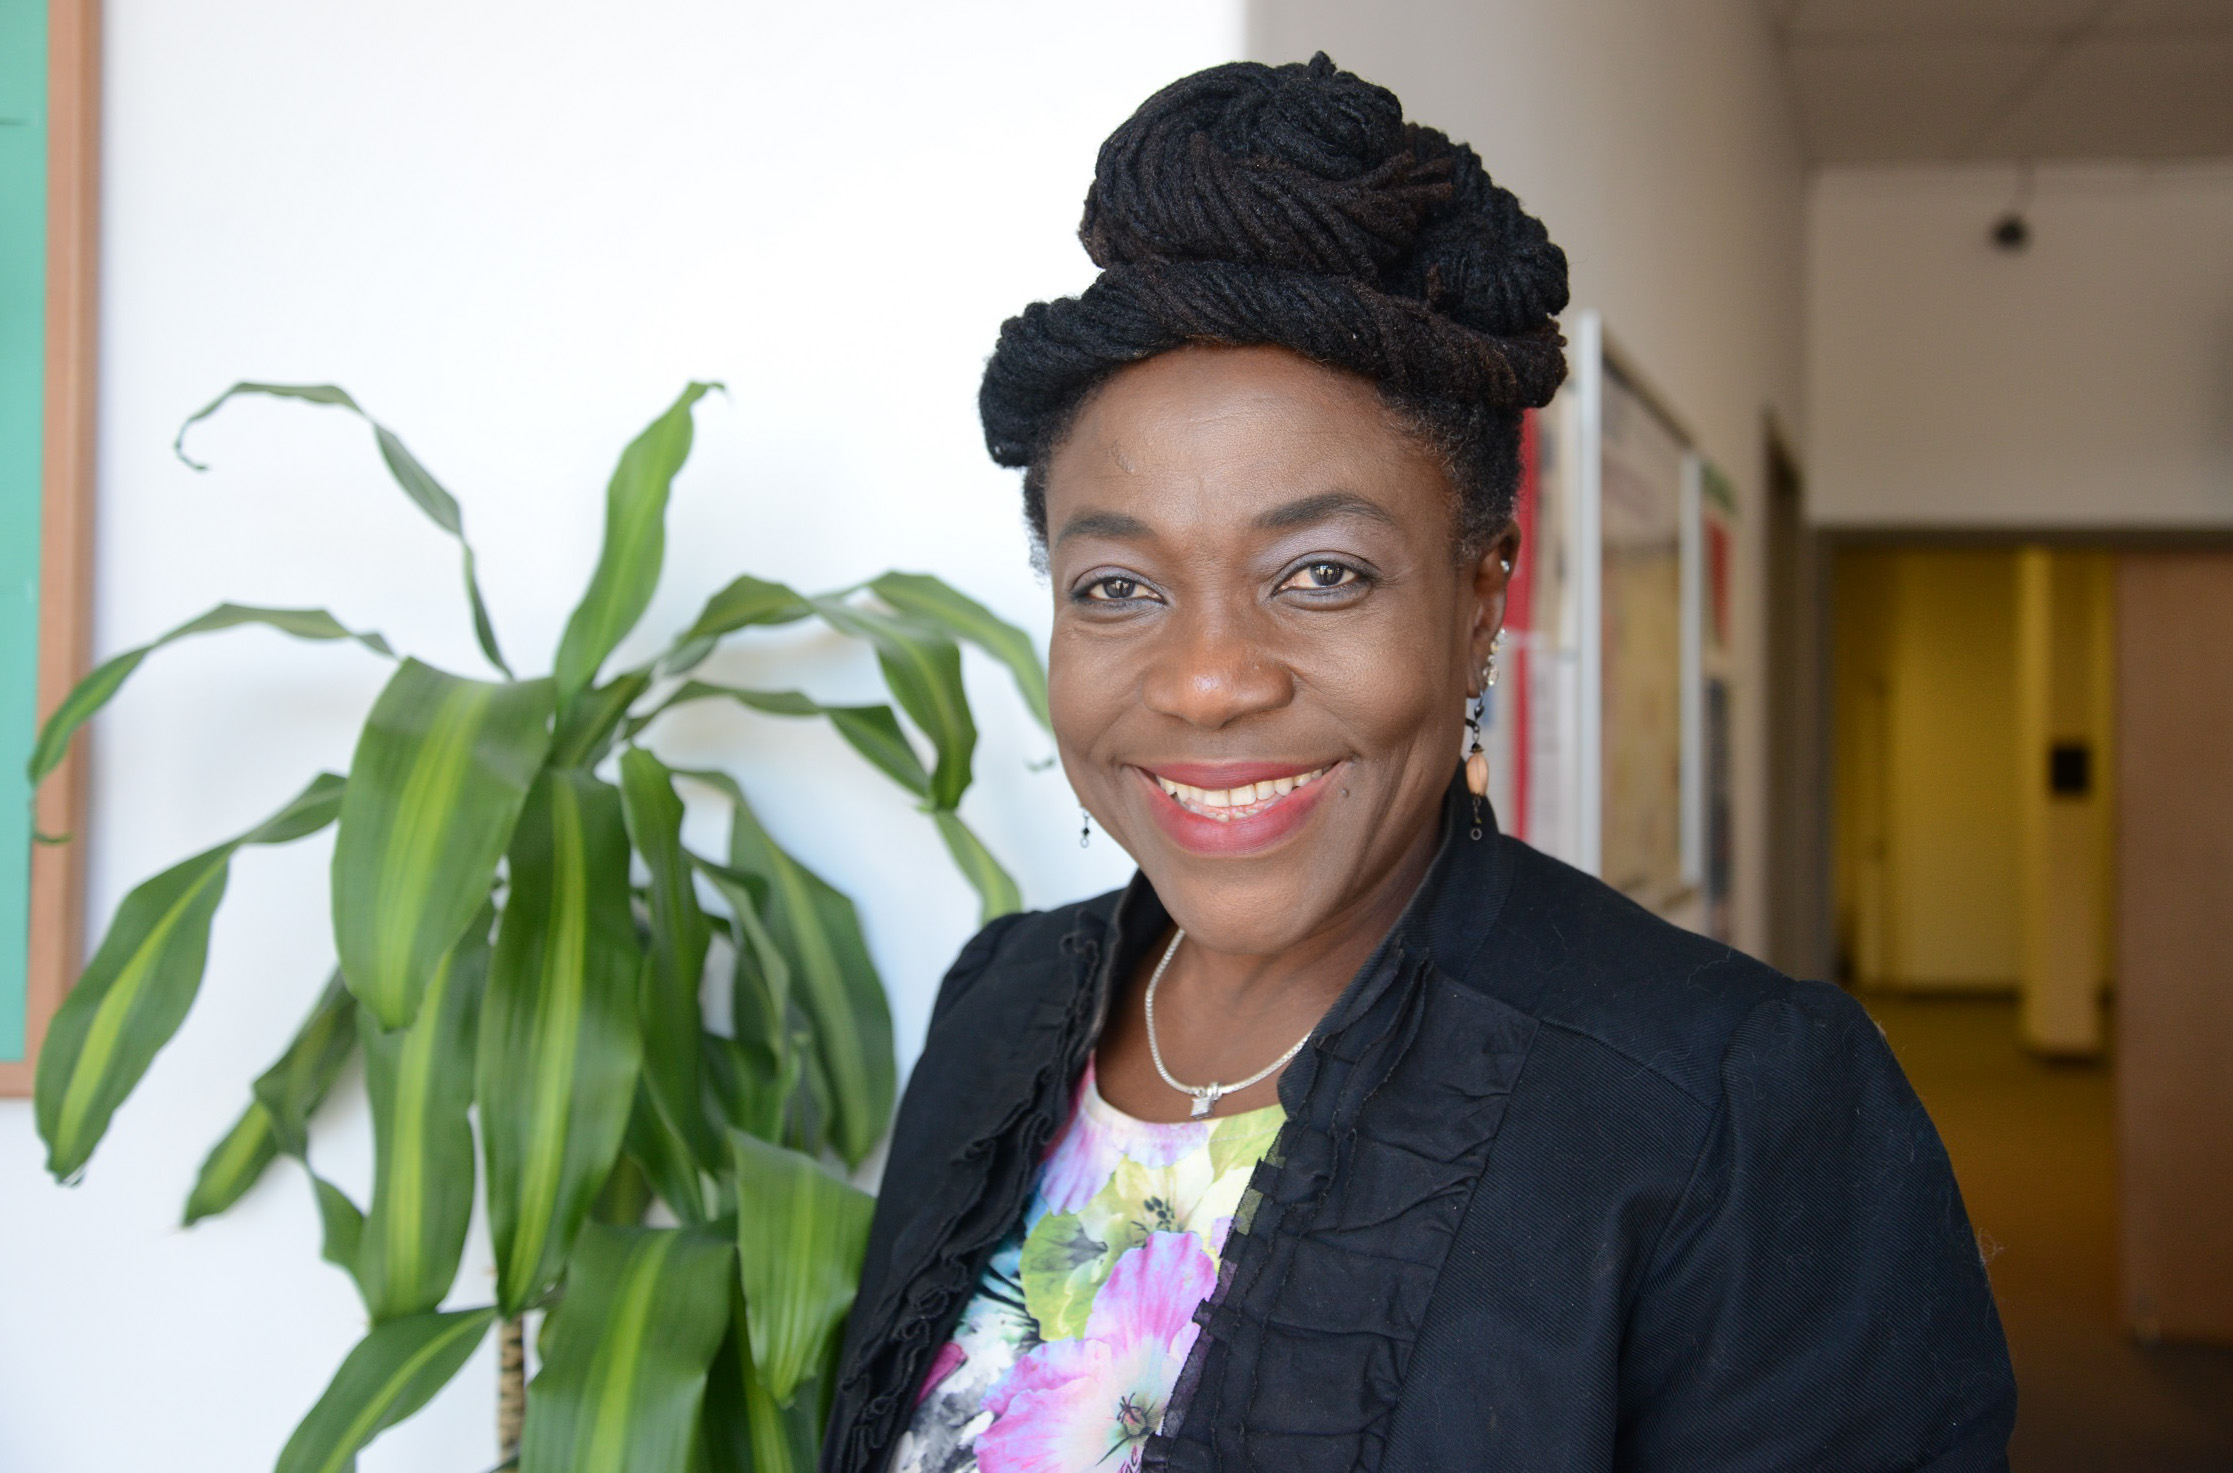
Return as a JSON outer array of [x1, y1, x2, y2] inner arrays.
[[497, 1313, 526, 1460]]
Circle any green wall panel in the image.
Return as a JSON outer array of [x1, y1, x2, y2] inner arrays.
[[0, 0, 48, 1063]]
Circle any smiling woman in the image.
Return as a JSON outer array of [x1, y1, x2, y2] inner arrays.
[[827, 55, 2017, 1473]]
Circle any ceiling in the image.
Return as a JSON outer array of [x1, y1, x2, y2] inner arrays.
[[1769, 0, 2233, 164]]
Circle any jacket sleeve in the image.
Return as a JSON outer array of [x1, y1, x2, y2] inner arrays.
[[844, 908, 1031, 1358], [1615, 981, 2017, 1473]]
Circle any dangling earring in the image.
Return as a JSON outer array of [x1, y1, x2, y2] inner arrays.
[[1079, 807, 1092, 848], [1464, 634, 1501, 841]]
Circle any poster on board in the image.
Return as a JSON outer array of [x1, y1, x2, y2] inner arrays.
[[1488, 311, 1724, 935], [1599, 360, 1689, 918]]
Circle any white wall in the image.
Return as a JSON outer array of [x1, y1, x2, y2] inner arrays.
[[0, 4, 1241, 1470], [1809, 163, 2233, 528], [1248, 0, 1809, 956]]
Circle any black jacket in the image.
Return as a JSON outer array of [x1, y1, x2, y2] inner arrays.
[[825, 785, 2016, 1471]]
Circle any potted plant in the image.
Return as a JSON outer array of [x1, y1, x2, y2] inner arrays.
[[28, 382, 1047, 1473]]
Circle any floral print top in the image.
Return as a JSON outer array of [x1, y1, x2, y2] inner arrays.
[[892, 1060, 1285, 1473]]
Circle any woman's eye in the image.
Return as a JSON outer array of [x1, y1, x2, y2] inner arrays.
[[1280, 561, 1363, 593], [1082, 575, 1148, 602]]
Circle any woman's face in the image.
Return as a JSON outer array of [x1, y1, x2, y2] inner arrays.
[[1044, 344, 1514, 958]]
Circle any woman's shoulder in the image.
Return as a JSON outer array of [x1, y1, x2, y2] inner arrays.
[[1478, 837, 1875, 1112], [923, 886, 1128, 1036]]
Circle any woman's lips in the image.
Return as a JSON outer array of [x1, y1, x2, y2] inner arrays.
[[1132, 760, 1343, 855]]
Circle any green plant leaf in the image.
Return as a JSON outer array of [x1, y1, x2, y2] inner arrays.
[[251, 972, 362, 1159], [34, 773, 346, 1182], [692, 857, 790, 1073], [479, 769, 645, 1315], [728, 1130, 875, 1407], [640, 684, 931, 800], [333, 661, 553, 1028], [553, 382, 720, 704], [184, 971, 358, 1224], [677, 772, 892, 1166], [275, 1307, 498, 1473], [696, 1322, 757, 1473], [659, 574, 813, 677], [869, 571, 1050, 730], [357, 907, 490, 1320], [182, 1105, 280, 1228], [28, 605, 390, 786], [175, 382, 512, 675], [702, 1034, 790, 1148], [552, 668, 653, 770], [622, 1077, 709, 1226], [812, 600, 975, 810], [617, 749, 715, 1170], [313, 1173, 366, 1274], [930, 810, 1023, 926], [519, 1224, 735, 1473]]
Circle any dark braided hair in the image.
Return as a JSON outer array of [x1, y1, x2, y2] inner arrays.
[[981, 53, 1569, 557]]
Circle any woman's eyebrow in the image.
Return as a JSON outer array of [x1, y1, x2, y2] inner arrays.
[[1253, 489, 1400, 532], [1054, 509, 1154, 545]]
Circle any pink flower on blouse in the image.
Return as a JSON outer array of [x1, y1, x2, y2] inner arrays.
[[976, 1231, 1217, 1473], [916, 1340, 967, 1407], [1035, 1062, 1209, 1214]]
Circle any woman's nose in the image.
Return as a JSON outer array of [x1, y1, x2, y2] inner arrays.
[[1138, 608, 1294, 730]]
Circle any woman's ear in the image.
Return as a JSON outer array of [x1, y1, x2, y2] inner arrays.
[[1466, 527, 1521, 686]]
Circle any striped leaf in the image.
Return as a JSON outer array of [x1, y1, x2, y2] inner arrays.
[[28, 606, 390, 786], [869, 571, 1050, 730], [518, 1224, 735, 1473], [252, 972, 361, 1158], [356, 907, 491, 1320], [702, 1034, 792, 1149], [729, 1130, 875, 1406], [678, 771, 892, 1166], [275, 1307, 497, 1473], [621, 1077, 710, 1226], [333, 660, 553, 1028], [552, 382, 720, 704], [35, 773, 346, 1182], [617, 750, 715, 1169], [699, 1304, 835, 1473], [659, 574, 812, 677], [182, 1105, 281, 1228], [174, 382, 511, 675], [183, 971, 358, 1224], [312, 1174, 366, 1274], [691, 857, 790, 1073], [552, 668, 653, 770], [812, 600, 975, 810], [931, 810, 1023, 926], [640, 684, 930, 800], [479, 769, 645, 1314]]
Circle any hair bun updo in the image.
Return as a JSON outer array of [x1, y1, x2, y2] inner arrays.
[[984, 52, 1570, 551]]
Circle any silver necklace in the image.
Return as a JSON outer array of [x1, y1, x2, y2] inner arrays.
[[1142, 929, 1315, 1119]]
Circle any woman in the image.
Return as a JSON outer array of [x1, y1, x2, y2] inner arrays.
[[827, 56, 2014, 1473]]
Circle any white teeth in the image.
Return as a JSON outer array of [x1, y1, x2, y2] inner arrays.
[[1151, 766, 1330, 820]]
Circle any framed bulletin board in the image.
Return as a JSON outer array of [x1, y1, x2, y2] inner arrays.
[[1488, 311, 1718, 934], [0, 0, 97, 1096]]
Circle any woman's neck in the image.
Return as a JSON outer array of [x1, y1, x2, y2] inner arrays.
[[1093, 806, 1445, 1122]]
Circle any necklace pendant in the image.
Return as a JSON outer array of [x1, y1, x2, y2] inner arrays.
[[1190, 1086, 1220, 1119]]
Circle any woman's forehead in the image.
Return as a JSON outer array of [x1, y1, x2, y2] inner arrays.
[[1046, 347, 1448, 536]]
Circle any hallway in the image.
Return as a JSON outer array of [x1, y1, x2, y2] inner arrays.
[[1869, 997, 2233, 1470]]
